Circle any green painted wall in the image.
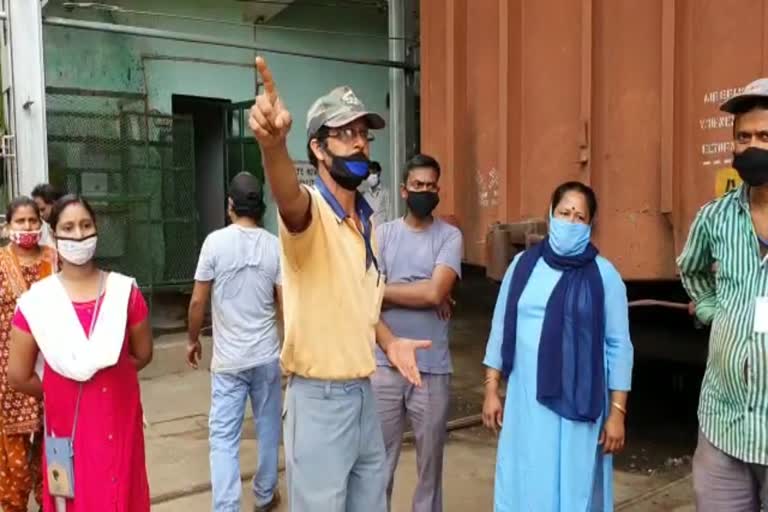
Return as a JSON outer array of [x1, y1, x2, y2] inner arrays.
[[41, 0, 390, 284]]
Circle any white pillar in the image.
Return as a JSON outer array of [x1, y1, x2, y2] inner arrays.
[[388, 0, 406, 218], [7, 0, 48, 195]]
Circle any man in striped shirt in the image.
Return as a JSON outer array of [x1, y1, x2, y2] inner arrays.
[[678, 78, 768, 511]]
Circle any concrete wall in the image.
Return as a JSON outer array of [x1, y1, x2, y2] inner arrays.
[[42, 0, 390, 236]]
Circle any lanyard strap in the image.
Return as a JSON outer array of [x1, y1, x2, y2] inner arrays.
[[46, 271, 106, 439]]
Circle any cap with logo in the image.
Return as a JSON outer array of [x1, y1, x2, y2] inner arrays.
[[306, 86, 386, 138], [720, 78, 768, 114]]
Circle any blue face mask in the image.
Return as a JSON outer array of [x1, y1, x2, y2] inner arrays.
[[548, 215, 591, 256]]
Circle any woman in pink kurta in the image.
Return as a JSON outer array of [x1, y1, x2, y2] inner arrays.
[[12, 286, 150, 511], [5, 195, 153, 512]]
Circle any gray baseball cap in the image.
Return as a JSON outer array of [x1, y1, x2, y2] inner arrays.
[[720, 78, 768, 114], [306, 86, 386, 138]]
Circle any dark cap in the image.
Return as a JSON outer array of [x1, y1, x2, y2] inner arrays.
[[306, 86, 386, 138], [228, 172, 264, 214], [720, 78, 768, 114]]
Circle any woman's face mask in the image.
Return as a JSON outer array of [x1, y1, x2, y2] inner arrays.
[[57, 234, 98, 266], [548, 215, 592, 256], [9, 230, 42, 250]]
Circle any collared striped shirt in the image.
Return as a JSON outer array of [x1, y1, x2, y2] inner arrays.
[[677, 184, 768, 465]]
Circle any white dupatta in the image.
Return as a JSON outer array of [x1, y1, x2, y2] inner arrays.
[[17, 272, 135, 382]]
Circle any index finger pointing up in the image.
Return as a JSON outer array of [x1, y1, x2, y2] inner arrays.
[[255, 56, 278, 104]]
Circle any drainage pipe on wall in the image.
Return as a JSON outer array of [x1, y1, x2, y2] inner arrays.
[[43, 17, 416, 71], [388, 0, 406, 219], [140, 54, 264, 97], [141, 54, 260, 70]]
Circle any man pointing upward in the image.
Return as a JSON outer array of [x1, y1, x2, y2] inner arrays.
[[249, 57, 430, 512]]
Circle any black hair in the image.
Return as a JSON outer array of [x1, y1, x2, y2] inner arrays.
[[49, 194, 97, 231], [402, 153, 441, 183], [550, 181, 598, 221], [228, 172, 266, 222], [6, 196, 40, 223], [306, 127, 330, 168], [30, 183, 63, 205]]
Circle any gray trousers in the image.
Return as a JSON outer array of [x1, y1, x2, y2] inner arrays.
[[371, 366, 451, 512], [693, 430, 768, 512], [283, 376, 387, 512]]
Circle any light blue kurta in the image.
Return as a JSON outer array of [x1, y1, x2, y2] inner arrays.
[[483, 254, 634, 512]]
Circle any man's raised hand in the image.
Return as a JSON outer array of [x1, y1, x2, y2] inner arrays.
[[249, 56, 292, 149]]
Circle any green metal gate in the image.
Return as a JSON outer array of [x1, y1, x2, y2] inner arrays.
[[45, 87, 199, 294]]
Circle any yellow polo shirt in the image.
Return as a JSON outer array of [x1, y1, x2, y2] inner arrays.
[[278, 181, 384, 380]]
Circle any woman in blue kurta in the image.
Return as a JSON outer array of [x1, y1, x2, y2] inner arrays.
[[482, 181, 634, 512]]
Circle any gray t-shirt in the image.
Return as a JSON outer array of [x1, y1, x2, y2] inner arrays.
[[195, 224, 281, 373], [375, 217, 463, 374]]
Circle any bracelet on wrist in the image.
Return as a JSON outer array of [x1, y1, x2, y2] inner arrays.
[[611, 401, 627, 415]]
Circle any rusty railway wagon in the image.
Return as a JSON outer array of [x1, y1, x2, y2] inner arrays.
[[417, 0, 766, 363]]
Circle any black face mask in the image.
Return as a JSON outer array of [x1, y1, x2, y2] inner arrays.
[[406, 191, 440, 219], [326, 149, 371, 191], [733, 147, 768, 187]]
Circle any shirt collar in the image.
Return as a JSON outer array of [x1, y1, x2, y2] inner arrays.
[[314, 176, 374, 225], [314, 176, 379, 274], [737, 183, 751, 213]]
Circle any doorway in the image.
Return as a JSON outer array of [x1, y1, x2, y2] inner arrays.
[[172, 95, 230, 239]]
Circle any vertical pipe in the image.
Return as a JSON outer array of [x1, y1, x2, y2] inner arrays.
[[389, 0, 406, 219], [8, 0, 49, 194], [660, 0, 676, 215], [1, 0, 16, 201], [579, 0, 592, 183]]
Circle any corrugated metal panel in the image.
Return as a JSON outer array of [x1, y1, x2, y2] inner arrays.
[[420, 0, 768, 281]]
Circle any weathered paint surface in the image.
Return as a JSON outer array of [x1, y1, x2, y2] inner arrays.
[[42, 0, 390, 235], [421, 0, 768, 281]]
